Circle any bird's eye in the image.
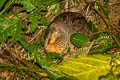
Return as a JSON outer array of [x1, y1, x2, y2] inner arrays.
[[48, 30, 60, 44], [52, 28, 61, 38], [53, 31, 58, 37]]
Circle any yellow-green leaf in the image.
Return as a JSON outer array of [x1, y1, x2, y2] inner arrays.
[[51, 55, 111, 80]]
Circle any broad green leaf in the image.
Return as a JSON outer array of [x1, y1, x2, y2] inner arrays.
[[0, 0, 7, 11], [51, 55, 111, 80], [70, 33, 89, 48], [0, 14, 24, 43]]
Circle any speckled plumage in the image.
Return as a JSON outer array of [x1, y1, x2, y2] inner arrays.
[[44, 12, 91, 54]]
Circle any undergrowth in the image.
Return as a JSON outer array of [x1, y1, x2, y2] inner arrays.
[[0, 0, 120, 80]]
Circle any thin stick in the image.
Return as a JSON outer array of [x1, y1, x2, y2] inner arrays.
[[3, 44, 41, 77]]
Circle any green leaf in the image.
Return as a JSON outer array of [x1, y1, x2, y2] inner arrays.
[[46, 52, 62, 62], [51, 54, 111, 80], [83, 2, 89, 9], [0, 63, 5, 67], [70, 33, 89, 48], [0, 0, 7, 11], [88, 21, 98, 32], [0, 14, 24, 43], [57, 76, 76, 80], [27, 8, 50, 34], [99, 73, 118, 80], [27, 22, 38, 34], [73, 0, 79, 3], [39, 0, 56, 5], [90, 35, 118, 54], [88, 21, 99, 40], [118, 19, 120, 26], [41, 29, 46, 36], [27, 10, 40, 33], [15, 0, 35, 12], [39, 17, 50, 26], [92, 45, 112, 54], [18, 37, 58, 80], [18, 37, 49, 67], [100, 5, 110, 19], [104, 0, 109, 5], [48, 3, 60, 16], [18, 72, 22, 80], [42, 66, 59, 80], [94, 2, 100, 11]]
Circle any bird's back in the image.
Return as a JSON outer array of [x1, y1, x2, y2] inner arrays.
[[53, 12, 90, 35]]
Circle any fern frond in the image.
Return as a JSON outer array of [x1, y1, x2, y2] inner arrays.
[[14, 0, 35, 12], [27, 8, 50, 34], [0, 14, 24, 43]]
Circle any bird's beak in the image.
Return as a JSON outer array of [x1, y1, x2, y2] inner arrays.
[[47, 37, 60, 52], [49, 37, 57, 44]]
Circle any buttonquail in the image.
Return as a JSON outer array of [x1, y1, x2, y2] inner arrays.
[[44, 12, 91, 54]]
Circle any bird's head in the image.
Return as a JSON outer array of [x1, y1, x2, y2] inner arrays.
[[44, 23, 69, 54]]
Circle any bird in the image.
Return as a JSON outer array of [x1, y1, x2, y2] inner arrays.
[[44, 12, 91, 54]]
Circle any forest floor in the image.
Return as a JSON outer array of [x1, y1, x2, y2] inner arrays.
[[0, 0, 120, 80]]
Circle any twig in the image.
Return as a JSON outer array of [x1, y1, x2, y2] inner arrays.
[[89, 30, 114, 36], [17, 26, 46, 51], [28, 26, 45, 43], [3, 44, 42, 77], [86, 39, 95, 54]]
